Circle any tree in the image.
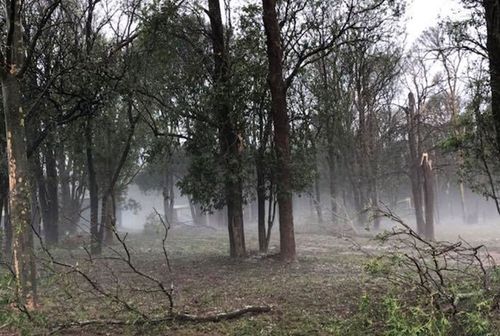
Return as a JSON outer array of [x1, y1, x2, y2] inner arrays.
[[0, 0, 61, 308], [208, 0, 246, 258], [262, 0, 296, 261]]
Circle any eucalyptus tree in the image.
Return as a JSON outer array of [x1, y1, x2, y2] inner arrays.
[[0, 0, 61, 307]]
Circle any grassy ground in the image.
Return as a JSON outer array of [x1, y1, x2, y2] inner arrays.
[[3, 221, 500, 335]]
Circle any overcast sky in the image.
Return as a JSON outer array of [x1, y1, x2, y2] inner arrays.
[[405, 0, 464, 43]]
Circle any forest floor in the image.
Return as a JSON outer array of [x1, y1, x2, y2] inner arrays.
[[4, 220, 500, 335]]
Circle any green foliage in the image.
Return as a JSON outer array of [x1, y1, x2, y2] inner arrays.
[[0, 273, 32, 335], [336, 292, 496, 336]]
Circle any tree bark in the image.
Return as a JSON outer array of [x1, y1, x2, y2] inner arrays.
[[3, 197, 11, 258], [257, 157, 267, 252], [208, 0, 246, 258], [2, 73, 37, 307], [262, 0, 296, 261], [483, 0, 500, 151]]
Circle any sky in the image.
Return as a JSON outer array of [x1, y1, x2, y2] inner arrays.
[[405, 0, 464, 43]]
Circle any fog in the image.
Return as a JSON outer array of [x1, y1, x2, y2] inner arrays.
[[102, 181, 500, 244]]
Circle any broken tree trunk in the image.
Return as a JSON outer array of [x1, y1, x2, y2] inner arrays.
[[406, 92, 425, 235]]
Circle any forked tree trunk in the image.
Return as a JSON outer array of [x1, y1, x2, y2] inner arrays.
[[262, 0, 296, 261], [208, 0, 246, 258]]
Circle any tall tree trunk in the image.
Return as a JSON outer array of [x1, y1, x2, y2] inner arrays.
[[406, 92, 425, 235], [262, 0, 295, 261], [85, 118, 100, 255], [484, 0, 500, 151], [208, 0, 246, 258], [2, 73, 37, 307]]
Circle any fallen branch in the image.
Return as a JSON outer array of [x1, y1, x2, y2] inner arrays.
[[173, 305, 272, 322], [49, 305, 272, 334]]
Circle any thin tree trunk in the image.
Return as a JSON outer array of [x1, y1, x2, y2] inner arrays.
[[314, 165, 323, 224], [44, 137, 59, 243], [422, 153, 435, 240], [99, 194, 108, 246], [168, 171, 176, 223], [327, 144, 338, 224], [57, 141, 74, 234], [257, 157, 266, 252], [162, 167, 176, 224], [264, 182, 278, 252], [31, 151, 51, 241], [262, 0, 295, 261], [85, 118, 100, 255], [208, 0, 246, 258]]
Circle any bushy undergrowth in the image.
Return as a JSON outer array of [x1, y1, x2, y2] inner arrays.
[[335, 292, 495, 336], [337, 210, 500, 336]]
